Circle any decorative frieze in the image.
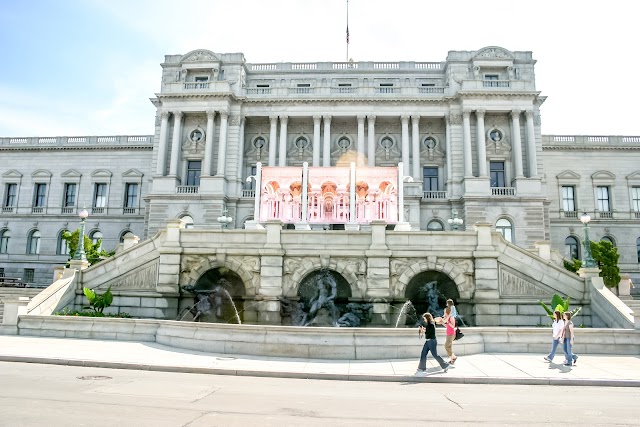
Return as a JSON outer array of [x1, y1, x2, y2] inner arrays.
[[499, 266, 548, 297], [106, 260, 159, 290]]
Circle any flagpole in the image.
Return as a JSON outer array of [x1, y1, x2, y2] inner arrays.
[[346, 0, 349, 62]]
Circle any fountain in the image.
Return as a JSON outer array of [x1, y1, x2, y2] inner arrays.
[[179, 279, 242, 324]]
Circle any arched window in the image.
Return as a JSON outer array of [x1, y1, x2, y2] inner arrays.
[[0, 229, 10, 254], [180, 215, 194, 229], [57, 230, 69, 255], [27, 230, 41, 254], [565, 236, 579, 260], [90, 231, 103, 251], [119, 230, 132, 243], [601, 236, 616, 247], [637, 237, 640, 263], [426, 220, 444, 231], [496, 218, 513, 243]]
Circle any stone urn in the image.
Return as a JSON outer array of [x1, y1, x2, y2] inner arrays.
[[618, 275, 633, 298]]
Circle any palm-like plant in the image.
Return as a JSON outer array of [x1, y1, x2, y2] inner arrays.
[[539, 294, 582, 319]]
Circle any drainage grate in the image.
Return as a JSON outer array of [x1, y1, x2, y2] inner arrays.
[[77, 375, 112, 381]]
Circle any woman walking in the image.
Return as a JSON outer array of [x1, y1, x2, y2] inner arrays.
[[544, 310, 564, 362], [443, 306, 457, 364], [561, 312, 578, 366], [416, 313, 449, 374]]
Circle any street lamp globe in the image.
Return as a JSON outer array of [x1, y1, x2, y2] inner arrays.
[[580, 212, 591, 225], [79, 208, 89, 219]]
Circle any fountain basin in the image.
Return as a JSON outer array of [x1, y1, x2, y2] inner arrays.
[[14, 315, 640, 359]]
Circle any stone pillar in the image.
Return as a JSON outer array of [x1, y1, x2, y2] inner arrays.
[[462, 110, 472, 177], [367, 115, 376, 167], [322, 115, 332, 167], [157, 219, 184, 294], [511, 109, 524, 178], [123, 233, 140, 251], [346, 162, 358, 230], [296, 162, 310, 230], [236, 116, 246, 192], [357, 115, 365, 166], [169, 111, 183, 176], [202, 110, 216, 176], [268, 115, 278, 167], [312, 115, 322, 167], [473, 222, 501, 326], [258, 220, 284, 324], [216, 111, 229, 176], [445, 115, 452, 183], [525, 110, 538, 177], [366, 220, 392, 325], [278, 115, 288, 167], [155, 112, 169, 176], [411, 115, 420, 179], [1, 297, 30, 333], [401, 115, 410, 171], [476, 109, 487, 177]]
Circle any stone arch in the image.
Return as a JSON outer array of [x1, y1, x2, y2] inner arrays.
[[286, 257, 361, 298], [394, 258, 473, 300], [183, 255, 256, 296]]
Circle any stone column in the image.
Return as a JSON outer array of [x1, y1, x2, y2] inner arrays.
[[216, 111, 229, 176], [268, 115, 278, 167], [476, 109, 487, 177], [525, 110, 538, 177], [312, 115, 321, 167], [511, 109, 524, 178], [462, 110, 472, 177], [157, 219, 184, 294], [258, 220, 284, 324], [155, 112, 169, 176], [367, 115, 376, 167], [236, 117, 246, 188], [322, 115, 332, 167], [169, 111, 183, 176], [472, 222, 501, 326], [445, 115, 452, 183], [366, 220, 392, 325], [401, 115, 410, 170], [411, 115, 420, 179], [357, 115, 365, 166], [202, 110, 216, 176], [299, 162, 310, 227], [278, 115, 288, 167]]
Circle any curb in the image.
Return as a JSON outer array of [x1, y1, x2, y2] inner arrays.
[[1, 355, 639, 388]]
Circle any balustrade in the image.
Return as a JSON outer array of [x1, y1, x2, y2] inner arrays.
[[491, 187, 516, 196], [423, 191, 447, 199], [176, 186, 199, 194]]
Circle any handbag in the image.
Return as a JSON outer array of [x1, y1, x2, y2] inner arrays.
[[454, 327, 464, 341]]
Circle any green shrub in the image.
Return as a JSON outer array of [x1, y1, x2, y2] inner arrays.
[[83, 286, 113, 314], [539, 293, 582, 319], [54, 307, 132, 318]]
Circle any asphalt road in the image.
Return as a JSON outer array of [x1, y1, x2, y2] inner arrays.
[[0, 362, 638, 426]]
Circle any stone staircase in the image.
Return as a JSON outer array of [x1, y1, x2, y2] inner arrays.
[[0, 289, 42, 324]]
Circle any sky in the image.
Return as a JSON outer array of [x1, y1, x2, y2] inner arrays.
[[0, 0, 639, 137]]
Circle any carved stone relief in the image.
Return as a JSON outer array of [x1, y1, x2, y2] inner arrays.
[[106, 260, 159, 290], [499, 266, 549, 297]]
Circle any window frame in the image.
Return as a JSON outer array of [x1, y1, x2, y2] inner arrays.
[[186, 160, 202, 186], [496, 218, 514, 243], [124, 183, 139, 208], [564, 236, 580, 261], [27, 229, 41, 255], [23, 268, 35, 283], [57, 230, 69, 255], [33, 183, 47, 207], [490, 161, 506, 188], [596, 185, 611, 212], [63, 183, 77, 208], [4, 183, 17, 207], [93, 183, 108, 208], [0, 229, 10, 254], [422, 166, 439, 192], [562, 186, 576, 212]]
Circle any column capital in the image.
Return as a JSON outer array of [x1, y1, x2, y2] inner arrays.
[[524, 109, 534, 118], [160, 111, 170, 119], [219, 111, 229, 120], [411, 115, 420, 123], [475, 109, 486, 117], [206, 110, 216, 119], [510, 109, 522, 118], [462, 109, 472, 119], [239, 116, 246, 126], [323, 115, 332, 122], [367, 115, 376, 123], [279, 115, 288, 124], [357, 115, 366, 123], [172, 111, 183, 119], [313, 115, 322, 123], [400, 115, 410, 123], [269, 115, 278, 123]]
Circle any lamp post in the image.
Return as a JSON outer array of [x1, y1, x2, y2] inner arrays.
[[447, 209, 464, 231], [73, 208, 89, 261], [217, 207, 233, 229], [580, 212, 596, 268]]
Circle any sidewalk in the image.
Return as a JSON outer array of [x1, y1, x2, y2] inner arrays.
[[1, 335, 639, 387]]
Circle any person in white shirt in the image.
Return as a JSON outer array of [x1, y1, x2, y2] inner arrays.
[[544, 310, 564, 362]]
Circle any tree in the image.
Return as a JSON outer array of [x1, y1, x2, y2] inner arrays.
[[62, 228, 114, 266], [590, 240, 621, 288]]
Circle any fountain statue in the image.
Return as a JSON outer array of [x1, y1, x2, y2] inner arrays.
[[180, 278, 241, 324], [336, 303, 373, 327], [304, 269, 339, 326], [422, 280, 444, 318], [279, 297, 308, 326]]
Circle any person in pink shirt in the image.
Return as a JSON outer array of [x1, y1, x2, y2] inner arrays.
[[443, 306, 457, 364]]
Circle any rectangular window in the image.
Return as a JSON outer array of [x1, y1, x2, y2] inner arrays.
[[297, 83, 311, 87], [379, 83, 394, 87], [194, 76, 209, 82], [597, 186, 611, 211], [63, 183, 76, 207], [484, 74, 499, 87], [23, 268, 34, 283], [33, 183, 47, 207], [562, 186, 576, 212], [485, 75, 499, 80], [0, 267, 4, 277], [632, 187, 640, 212], [338, 83, 352, 87], [94, 183, 107, 208], [422, 83, 436, 87], [187, 161, 201, 186], [0, 234, 7, 254], [4, 183, 17, 207], [125, 183, 139, 208], [422, 167, 438, 192], [256, 84, 270, 88], [490, 162, 505, 188]]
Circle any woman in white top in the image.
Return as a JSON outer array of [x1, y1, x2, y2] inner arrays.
[[544, 310, 564, 362]]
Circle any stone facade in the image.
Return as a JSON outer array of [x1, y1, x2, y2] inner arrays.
[[1, 45, 639, 295]]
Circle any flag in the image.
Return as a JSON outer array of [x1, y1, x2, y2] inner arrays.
[[346, 26, 350, 44]]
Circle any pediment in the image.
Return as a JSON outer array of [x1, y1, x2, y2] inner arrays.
[[626, 171, 640, 181], [91, 169, 113, 178], [591, 170, 616, 180], [2, 169, 22, 178], [31, 169, 52, 178], [473, 46, 515, 60], [556, 170, 581, 180], [122, 168, 144, 178], [181, 49, 220, 63], [61, 169, 82, 178]]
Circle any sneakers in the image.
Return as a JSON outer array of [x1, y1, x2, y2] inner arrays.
[[416, 368, 427, 375], [564, 363, 572, 367], [543, 356, 551, 362], [442, 363, 450, 373], [573, 355, 578, 366]]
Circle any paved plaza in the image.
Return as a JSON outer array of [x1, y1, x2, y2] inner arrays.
[[1, 335, 638, 387]]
